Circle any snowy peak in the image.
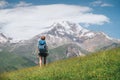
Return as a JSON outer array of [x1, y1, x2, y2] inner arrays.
[[47, 21, 116, 41], [36, 21, 120, 52], [50, 21, 85, 33], [45, 21, 95, 39]]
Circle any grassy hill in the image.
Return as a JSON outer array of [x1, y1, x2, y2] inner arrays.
[[0, 43, 87, 73], [0, 47, 120, 80], [0, 50, 36, 73]]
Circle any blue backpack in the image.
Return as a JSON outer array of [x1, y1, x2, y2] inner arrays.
[[38, 40, 46, 53]]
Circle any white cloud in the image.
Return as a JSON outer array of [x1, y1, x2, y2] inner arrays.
[[0, 0, 8, 8], [15, 1, 32, 7], [90, 0, 113, 7], [0, 4, 109, 41], [90, 0, 102, 6], [101, 3, 113, 7]]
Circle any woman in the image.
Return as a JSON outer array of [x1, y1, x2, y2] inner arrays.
[[38, 36, 48, 67]]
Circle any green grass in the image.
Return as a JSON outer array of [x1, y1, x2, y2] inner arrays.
[[0, 47, 120, 80], [0, 50, 36, 73], [0, 43, 87, 73]]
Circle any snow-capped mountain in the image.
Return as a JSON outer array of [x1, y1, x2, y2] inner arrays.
[[1, 21, 119, 52], [32, 21, 119, 52], [45, 21, 93, 38], [33, 21, 95, 49]]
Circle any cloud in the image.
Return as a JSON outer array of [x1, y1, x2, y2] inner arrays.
[[0, 1, 32, 9], [15, 1, 32, 7], [0, 4, 109, 41], [101, 3, 113, 7], [91, 0, 102, 6], [0, 0, 8, 8], [90, 0, 113, 7]]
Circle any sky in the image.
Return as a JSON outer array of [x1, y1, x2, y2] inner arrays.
[[0, 0, 120, 41]]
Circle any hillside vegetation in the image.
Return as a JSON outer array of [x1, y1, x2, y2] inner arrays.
[[0, 47, 120, 80], [0, 50, 36, 73]]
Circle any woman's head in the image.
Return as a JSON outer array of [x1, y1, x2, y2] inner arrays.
[[41, 36, 45, 40]]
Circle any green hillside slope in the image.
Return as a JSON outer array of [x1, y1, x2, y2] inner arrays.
[[0, 43, 87, 73], [0, 47, 120, 80], [0, 51, 36, 73]]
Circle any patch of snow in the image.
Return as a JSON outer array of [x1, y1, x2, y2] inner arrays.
[[84, 32, 95, 38], [58, 32, 65, 35], [66, 30, 74, 35], [73, 38, 76, 41], [80, 29, 89, 37], [101, 32, 114, 40], [57, 29, 64, 32]]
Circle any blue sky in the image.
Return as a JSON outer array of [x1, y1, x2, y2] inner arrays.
[[0, 0, 120, 40]]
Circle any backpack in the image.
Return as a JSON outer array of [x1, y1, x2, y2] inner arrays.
[[38, 40, 46, 53]]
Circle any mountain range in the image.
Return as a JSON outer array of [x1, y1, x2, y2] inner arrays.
[[0, 21, 120, 73], [33, 21, 120, 52]]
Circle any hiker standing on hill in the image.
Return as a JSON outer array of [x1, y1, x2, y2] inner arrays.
[[37, 36, 48, 67]]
